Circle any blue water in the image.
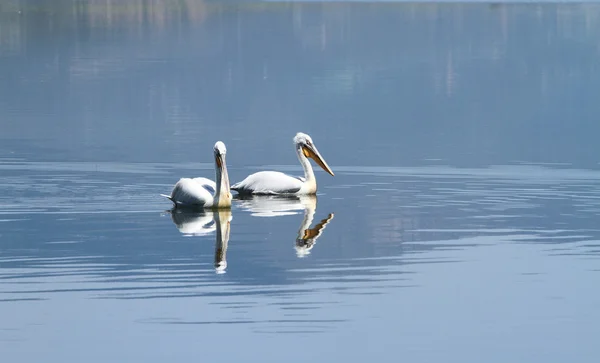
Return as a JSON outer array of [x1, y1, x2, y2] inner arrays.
[[1, 1, 599, 362]]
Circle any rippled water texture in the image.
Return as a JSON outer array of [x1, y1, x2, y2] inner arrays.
[[1, 1, 600, 362]]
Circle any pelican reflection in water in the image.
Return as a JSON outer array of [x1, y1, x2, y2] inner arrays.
[[231, 133, 334, 195], [168, 209, 232, 273], [235, 195, 334, 257]]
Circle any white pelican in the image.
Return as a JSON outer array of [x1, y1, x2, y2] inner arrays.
[[231, 132, 334, 195], [162, 141, 232, 209], [235, 195, 334, 257]]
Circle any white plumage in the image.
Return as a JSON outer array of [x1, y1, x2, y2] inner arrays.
[[232, 171, 306, 195], [162, 141, 232, 209], [165, 177, 215, 206], [231, 133, 334, 195]]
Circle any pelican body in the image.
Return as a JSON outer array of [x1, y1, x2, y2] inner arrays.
[[231, 133, 334, 195], [162, 141, 232, 209]]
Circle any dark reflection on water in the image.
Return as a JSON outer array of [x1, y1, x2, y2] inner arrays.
[[1, 1, 600, 362]]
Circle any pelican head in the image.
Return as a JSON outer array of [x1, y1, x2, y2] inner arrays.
[[294, 132, 334, 176], [214, 141, 227, 167], [213, 141, 232, 208]]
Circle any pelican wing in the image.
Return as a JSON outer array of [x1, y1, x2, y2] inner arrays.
[[191, 177, 216, 195], [231, 171, 303, 195], [165, 177, 214, 206]]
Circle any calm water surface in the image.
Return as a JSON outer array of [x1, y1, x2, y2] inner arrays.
[[1, 1, 600, 362]]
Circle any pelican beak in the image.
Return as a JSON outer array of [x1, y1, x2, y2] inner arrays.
[[215, 152, 224, 169], [302, 144, 334, 176]]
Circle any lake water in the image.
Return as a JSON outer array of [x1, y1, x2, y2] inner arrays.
[[1, 1, 600, 362]]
